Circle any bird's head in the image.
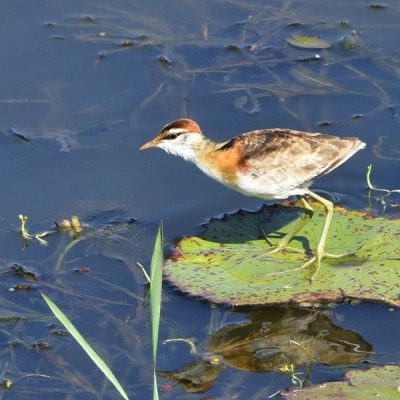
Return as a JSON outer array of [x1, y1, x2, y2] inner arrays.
[[140, 118, 204, 161]]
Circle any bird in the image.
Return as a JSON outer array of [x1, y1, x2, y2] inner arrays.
[[140, 118, 366, 281]]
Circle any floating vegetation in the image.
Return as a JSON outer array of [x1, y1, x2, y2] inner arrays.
[[120, 39, 135, 47], [8, 127, 32, 142], [286, 35, 332, 49], [295, 54, 322, 62], [318, 120, 332, 127], [19, 214, 85, 249], [14, 218, 162, 399], [0, 378, 12, 389], [165, 200, 400, 306], [60, 215, 83, 238], [19, 214, 49, 248], [157, 54, 172, 67], [369, 3, 387, 10], [10, 283, 35, 292], [366, 164, 400, 195], [0, 208, 159, 396], [284, 365, 400, 399], [19, 215, 32, 241], [225, 44, 241, 51], [279, 364, 304, 388], [366, 164, 400, 211]]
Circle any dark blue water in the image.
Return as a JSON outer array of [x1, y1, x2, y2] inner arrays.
[[0, 0, 399, 398]]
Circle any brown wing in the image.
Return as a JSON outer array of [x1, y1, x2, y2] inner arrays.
[[218, 128, 365, 186]]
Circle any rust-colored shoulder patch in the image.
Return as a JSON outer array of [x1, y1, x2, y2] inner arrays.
[[206, 139, 248, 183]]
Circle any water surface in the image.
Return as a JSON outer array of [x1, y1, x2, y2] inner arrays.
[[0, 0, 399, 398]]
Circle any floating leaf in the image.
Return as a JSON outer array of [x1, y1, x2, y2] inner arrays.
[[284, 365, 400, 399], [369, 3, 387, 9], [164, 201, 400, 306], [225, 44, 241, 51], [287, 35, 332, 49]]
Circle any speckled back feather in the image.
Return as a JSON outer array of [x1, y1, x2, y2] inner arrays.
[[217, 128, 365, 188]]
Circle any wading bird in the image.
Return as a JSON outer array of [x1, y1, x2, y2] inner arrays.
[[140, 118, 365, 280]]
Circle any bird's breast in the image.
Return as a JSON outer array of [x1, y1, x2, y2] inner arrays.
[[197, 149, 309, 199], [197, 145, 248, 187]]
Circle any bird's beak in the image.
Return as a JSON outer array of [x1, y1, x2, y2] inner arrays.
[[140, 137, 160, 150]]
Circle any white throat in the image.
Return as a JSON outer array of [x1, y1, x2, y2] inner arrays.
[[158, 132, 204, 163], [159, 141, 197, 162]]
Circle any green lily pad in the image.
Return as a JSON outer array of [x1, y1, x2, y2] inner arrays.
[[164, 201, 400, 306], [287, 35, 332, 49], [284, 365, 400, 399]]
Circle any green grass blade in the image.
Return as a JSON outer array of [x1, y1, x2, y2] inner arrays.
[[150, 224, 163, 361], [150, 224, 163, 400], [153, 373, 159, 400], [41, 292, 129, 400]]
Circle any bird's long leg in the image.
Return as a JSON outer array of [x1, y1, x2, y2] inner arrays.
[[306, 191, 333, 280], [302, 190, 355, 281], [265, 191, 357, 281], [266, 195, 314, 255]]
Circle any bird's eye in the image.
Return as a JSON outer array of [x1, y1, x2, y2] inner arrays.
[[168, 132, 178, 139]]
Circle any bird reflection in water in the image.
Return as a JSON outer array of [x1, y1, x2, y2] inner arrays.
[[158, 307, 373, 393]]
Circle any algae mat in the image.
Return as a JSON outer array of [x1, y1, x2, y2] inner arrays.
[[164, 201, 400, 306]]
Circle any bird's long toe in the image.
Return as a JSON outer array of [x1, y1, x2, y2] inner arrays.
[[265, 245, 305, 256]]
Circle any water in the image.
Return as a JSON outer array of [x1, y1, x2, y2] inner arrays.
[[0, 0, 399, 398]]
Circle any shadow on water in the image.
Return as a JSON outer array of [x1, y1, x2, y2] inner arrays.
[[0, 0, 399, 398]]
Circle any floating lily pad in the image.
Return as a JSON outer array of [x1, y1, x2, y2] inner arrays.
[[164, 201, 400, 306], [284, 365, 400, 399], [287, 35, 332, 49]]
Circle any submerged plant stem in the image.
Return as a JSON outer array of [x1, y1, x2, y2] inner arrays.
[[366, 164, 400, 194], [163, 338, 198, 354], [55, 237, 83, 272]]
